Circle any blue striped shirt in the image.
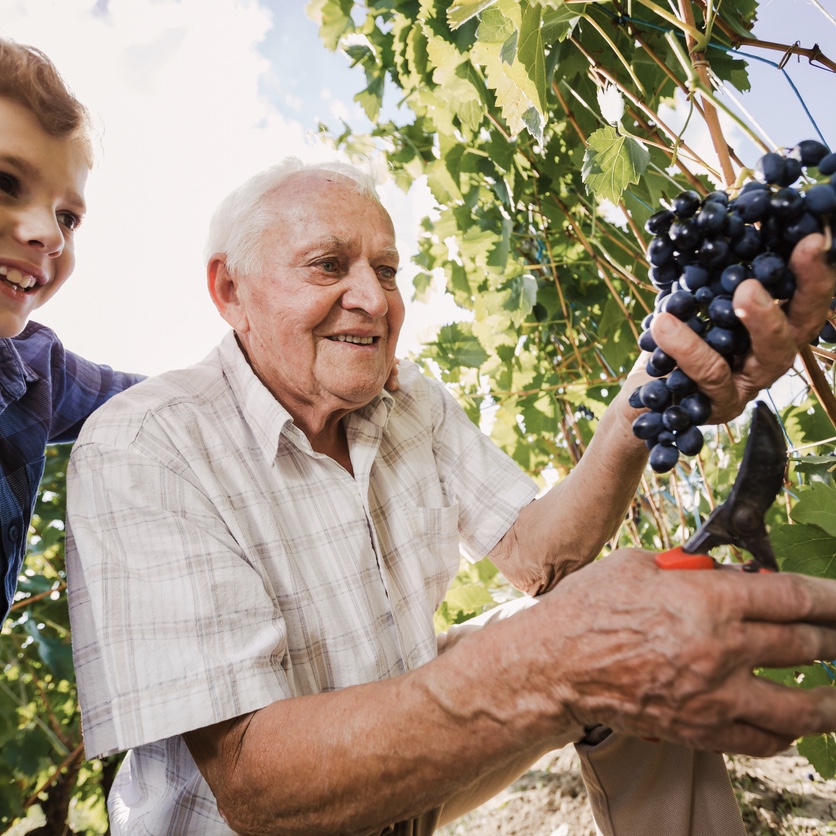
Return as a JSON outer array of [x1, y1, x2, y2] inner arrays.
[[0, 321, 142, 621]]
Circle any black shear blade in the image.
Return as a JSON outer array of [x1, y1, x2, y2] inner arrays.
[[683, 401, 786, 570]]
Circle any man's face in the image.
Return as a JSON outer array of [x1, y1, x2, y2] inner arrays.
[[0, 97, 89, 338], [232, 171, 405, 423]]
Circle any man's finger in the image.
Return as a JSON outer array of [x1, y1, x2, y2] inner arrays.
[[787, 233, 836, 344]]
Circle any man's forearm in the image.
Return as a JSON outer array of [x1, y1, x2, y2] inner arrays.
[[184, 607, 574, 836], [490, 374, 649, 595]]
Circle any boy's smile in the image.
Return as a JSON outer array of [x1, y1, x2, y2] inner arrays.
[[0, 96, 89, 338]]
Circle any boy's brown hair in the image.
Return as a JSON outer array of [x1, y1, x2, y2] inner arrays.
[[0, 38, 92, 156]]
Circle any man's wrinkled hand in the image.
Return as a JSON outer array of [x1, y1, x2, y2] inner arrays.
[[525, 549, 836, 757]]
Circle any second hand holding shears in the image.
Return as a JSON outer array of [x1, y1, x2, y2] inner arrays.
[[655, 400, 787, 574]]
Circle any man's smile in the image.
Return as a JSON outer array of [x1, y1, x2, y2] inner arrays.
[[326, 334, 378, 345]]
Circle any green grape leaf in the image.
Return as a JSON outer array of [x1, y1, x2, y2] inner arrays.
[[447, 0, 498, 30], [24, 621, 75, 682], [478, 7, 516, 43], [582, 126, 650, 204], [503, 274, 538, 326], [790, 482, 836, 537], [799, 733, 836, 780], [432, 322, 489, 370], [443, 583, 496, 617], [305, 0, 354, 51], [517, 2, 546, 112], [771, 522, 836, 578]]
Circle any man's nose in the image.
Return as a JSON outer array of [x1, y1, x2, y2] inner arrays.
[[16, 207, 65, 257], [342, 264, 388, 316]]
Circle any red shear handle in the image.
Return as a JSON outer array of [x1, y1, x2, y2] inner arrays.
[[655, 547, 716, 571]]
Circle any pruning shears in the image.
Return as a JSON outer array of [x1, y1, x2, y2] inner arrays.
[[655, 401, 787, 574]]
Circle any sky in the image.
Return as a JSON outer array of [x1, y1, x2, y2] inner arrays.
[[3, 0, 836, 376]]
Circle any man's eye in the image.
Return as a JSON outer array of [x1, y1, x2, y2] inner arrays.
[[378, 266, 398, 287], [319, 259, 339, 273], [0, 172, 19, 197], [57, 211, 81, 231]]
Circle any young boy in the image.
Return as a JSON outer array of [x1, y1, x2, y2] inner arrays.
[[0, 39, 142, 622]]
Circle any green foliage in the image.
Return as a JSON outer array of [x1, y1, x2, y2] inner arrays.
[[0, 445, 116, 834]]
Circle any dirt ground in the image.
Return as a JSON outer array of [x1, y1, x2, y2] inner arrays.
[[438, 746, 836, 835]]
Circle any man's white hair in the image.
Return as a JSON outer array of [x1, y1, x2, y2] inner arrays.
[[205, 158, 383, 277]]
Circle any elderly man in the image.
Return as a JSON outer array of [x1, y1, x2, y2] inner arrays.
[[68, 159, 836, 836]]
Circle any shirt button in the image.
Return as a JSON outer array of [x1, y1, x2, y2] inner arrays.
[[7, 525, 17, 541]]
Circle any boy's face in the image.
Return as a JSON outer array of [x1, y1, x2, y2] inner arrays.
[[0, 96, 89, 338]]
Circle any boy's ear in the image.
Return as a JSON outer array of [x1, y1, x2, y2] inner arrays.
[[207, 255, 249, 334]]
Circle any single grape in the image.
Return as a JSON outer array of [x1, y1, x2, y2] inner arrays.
[[820, 320, 836, 343], [704, 327, 736, 355], [640, 379, 671, 410], [649, 443, 679, 473], [696, 200, 727, 234], [805, 183, 836, 215], [638, 330, 657, 352], [818, 152, 836, 176], [650, 263, 678, 288], [731, 226, 762, 260], [792, 139, 829, 167], [681, 263, 710, 291], [703, 190, 729, 206], [662, 404, 691, 431], [668, 218, 701, 250], [735, 189, 771, 223], [648, 236, 676, 266], [698, 235, 730, 267], [708, 296, 740, 328], [672, 190, 701, 218], [681, 391, 711, 424], [675, 425, 704, 456], [662, 290, 697, 319], [752, 252, 786, 286], [628, 386, 645, 408], [667, 369, 696, 396], [684, 315, 708, 336], [755, 152, 786, 185], [649, 347, 677, 375], [646, 208, 675, 235], [632, 411, 664, 440], [778, 156, 802, 187], [720, 263, 749, 294], [694, 286, 714, 306], [769, 187, 804, 220]]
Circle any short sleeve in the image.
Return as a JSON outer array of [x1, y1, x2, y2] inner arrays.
[[424, 375, 539, 561]]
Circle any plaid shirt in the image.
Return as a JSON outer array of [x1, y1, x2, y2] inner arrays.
[[0, 321, 141, 622], [66, 332, 538, 835]]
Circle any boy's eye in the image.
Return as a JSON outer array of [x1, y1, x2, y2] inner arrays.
[[57, 211, 81, 231], [0, 172, 19, 197]]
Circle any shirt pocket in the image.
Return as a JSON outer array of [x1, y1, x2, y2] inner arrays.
[[403, 502, 461, 611]]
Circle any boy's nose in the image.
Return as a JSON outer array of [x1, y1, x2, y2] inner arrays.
[[16, 208, 64, 257]]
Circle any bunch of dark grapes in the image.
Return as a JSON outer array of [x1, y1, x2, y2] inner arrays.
[[633, 139, 836, 474]]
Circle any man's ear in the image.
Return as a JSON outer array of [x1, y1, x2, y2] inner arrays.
[[207, 255, 249, 333]]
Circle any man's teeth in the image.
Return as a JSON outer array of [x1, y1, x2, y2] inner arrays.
[[0, 266, 36, 290], [330, 335, 375, 345]]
